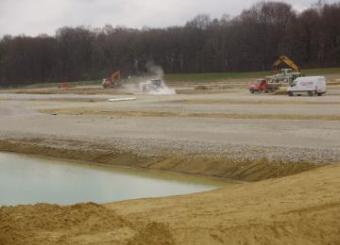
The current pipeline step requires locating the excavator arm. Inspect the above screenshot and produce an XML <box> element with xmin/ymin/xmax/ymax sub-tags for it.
<box><xmin>102</xmin><ymin>70</ymin><xmax>121</xmax><ymax>89</ymax></box>
<box><xmin>111</xmin><ymin>71</ymin><xmax>121</xmax><ymax>81</ymax></box>
<box><xmin>272</xmin><ymin>56</ymin><xmax>300</xmax><ymax>72</ymax></box>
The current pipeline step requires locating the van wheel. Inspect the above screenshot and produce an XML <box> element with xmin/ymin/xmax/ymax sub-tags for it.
<box><xmin>288</xmin><ymin>91</ymin><xmax>293</xmax><ymax>97</ymax></box>
<box><xmin>317</xmin><ymin>93</ymin><xmax>322</xmax><ymax>96</ymax></box>
<box><xmin>308</xmin><ymin>91</ymin><xmax>314</xmax><ymax>96</ymax></box>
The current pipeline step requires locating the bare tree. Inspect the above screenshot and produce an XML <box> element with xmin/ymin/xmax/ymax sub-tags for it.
<box><xmin>0</xmin><ymin>1</ymin><xmax>339</xmax><ymax>86</ymax></box>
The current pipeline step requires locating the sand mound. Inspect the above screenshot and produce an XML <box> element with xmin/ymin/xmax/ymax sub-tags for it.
<box><xmin>127</xmin><ymin>222</ymin><xmax>175</xmax><ymax>245</ymax></box>
<box><xmin>0</xmin><ymin>202</ymin><xmax>174</xmax><ymax>245</ymax></box>
<box><xmin>109</xmin><ymin>165</ymin><xmax>340</xmax><ymax>245</ymax></box>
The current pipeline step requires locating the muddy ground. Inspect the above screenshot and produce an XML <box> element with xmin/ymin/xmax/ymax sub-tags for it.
<box><xmin>1</xmin><ymin>75</ymin><xmax>340</xmax><ymax>244</ymax></box>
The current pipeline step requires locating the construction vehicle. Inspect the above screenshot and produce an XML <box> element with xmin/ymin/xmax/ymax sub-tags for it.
<box><xmin>288</xmin><ymin>76</ymin><xmax>327</xmax><ymax>96</ymax></box>
<box><xmin>249</xmin><ymin>79</ymin><xmax>280</xmax><ymax>94</ymax></box>
<box><xmin>249</xmin><ymin>56</ymin><xmax>302</xmax><ymax>94</ymax></box>
<box><xmin>102</xmin><ymin>71</ymin><xmax>121</xmax><ymax>88</ymax></box>
<box><xmin>268</xmin><ymin>56</ymin><xmax>302</xmax><ymax>85</ymax></box>
<box><xmin>272</xmin><ymin>55</ymin><xmax>300</xmax><ymax>73</ymax></box>
<box><xmin>139</xmin><ymin>79</ymin><xmax>163</xmax><ymax>92</ymax></box>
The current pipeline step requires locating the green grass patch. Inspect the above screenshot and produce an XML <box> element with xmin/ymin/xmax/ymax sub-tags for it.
<box><xmin>24</xmin><ymin>80</ymin><xmax>102</xmax><ymax>88</ymax></box>
<box><xmin>0</xmin><ymin>80</ymin><xmax>102</xmax><ymax>89</ymax></box>
<box><xmin>164</xmin><ymin>71</ymin><xmax>271</xmax><ymax>82</ymax></box>
<box><xmin>2</xmin><ymin>67</ymin><xmax>339</xmax><ymax>89</ymax></box>
<box><xmin>164</xmin><ymin>67</ymin><xmax>340</xmax><ymax>82</ymax></box>
<box><xmin>303</xmin><ymin>67</ymin><xmax>340</xmax><ymax>76</ymax></box>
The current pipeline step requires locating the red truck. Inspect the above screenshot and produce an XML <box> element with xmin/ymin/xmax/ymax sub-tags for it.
<box><xmin>249</xmin><ymin>79</ymin><xmax>280</xmax><ymax>94</ymax></box>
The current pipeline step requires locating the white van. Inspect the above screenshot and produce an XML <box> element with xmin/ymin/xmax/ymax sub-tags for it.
<box><xmin>287</xmin><ymin>76</ymin><xmax>326</xmax><ymax>96</ymax></box>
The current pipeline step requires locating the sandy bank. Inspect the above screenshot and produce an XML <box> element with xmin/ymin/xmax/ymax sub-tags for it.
<box><xmin>0</xmin><ymin>137</ymin><xmax>320</xmax><ymax>181</ymax></box>
<box><xmin>2</xmin><ymin>164</ymin><xmax>340</xmax><ymax>245</ymax></box>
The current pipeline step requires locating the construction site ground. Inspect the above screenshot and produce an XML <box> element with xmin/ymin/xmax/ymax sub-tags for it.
<box><xmin>1</xmin><ymin>73</ymin><xmax>340</xmax><ymax>245</ymax></box>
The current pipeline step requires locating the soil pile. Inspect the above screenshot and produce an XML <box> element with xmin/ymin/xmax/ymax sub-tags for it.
<box><xmin>127</xmin><ymin>222</ymin><xmax>174</xmax><ymax>245</ymax></box>
<box><xmin>3</xmin><ymin>165</ymin><xmax>340</xmax><ymax>244</ymax></box>
<box><xmin>109</xmin><ymin>165</ymin><xmax>340</xmax><ymax>245</ymax></box>
<box><xmin>0</xmin><ymin>202</ymin><xmax>174</xmax><ymax>245</ymax></box>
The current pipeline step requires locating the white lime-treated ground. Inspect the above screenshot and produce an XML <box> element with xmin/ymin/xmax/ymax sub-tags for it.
<box><xmin>1</xmin><ymin>87</ymin><xmax>340</xmax><ymax>164</ymax></box>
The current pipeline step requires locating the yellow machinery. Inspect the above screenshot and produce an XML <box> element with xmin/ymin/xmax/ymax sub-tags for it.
<box><xmin>272</xmin><ymin>55</ymin><xmax>300</xmax><ymax>72</ymax></box>
<box><xmin>269</xmin><ymin>55</ymin><xmax>302</xmax><ymax>84</ymax></box>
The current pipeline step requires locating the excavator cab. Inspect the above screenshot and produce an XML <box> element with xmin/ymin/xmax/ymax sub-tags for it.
<box><xmin>102</xmin><ymin>71</ymin><xmax>121</xmax><ymax>89</ymax></box>
<box><xmin>270</xmin><ymin>56</ymin><xmax>302</xmax><ymax>85</ymax></box>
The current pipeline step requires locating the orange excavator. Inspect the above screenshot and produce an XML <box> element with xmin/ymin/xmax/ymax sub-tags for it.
<box><xmin>102</xmin><ymin>71</ymin><xmax>121</xmax><ymax>88</ymax></box>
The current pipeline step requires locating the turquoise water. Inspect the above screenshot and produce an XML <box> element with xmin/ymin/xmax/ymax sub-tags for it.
<box><xmin>0</xmin><ymin>152</ymin><xmax>221</xmax><ymax>205</ymax></box>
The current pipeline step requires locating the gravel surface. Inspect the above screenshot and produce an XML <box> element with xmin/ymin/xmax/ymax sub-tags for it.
<box><xmin>1</xmin><ymin>90</ymin><xmax>340</xmax><ymax>165</ymax></box>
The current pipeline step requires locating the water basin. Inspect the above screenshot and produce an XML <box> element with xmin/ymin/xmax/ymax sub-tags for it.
<box><xmin>0</xmin><ymin>152</ymin><xmax>224</xmax><ymax>205</ymax></box>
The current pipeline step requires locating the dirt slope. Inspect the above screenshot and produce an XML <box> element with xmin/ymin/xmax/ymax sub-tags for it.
<box><xmin>0</xmin><ymin>203</ymin><xmax>174</xmax><ymax>245</ymax></box>
<box><xmin>1</xmin><ymin>165</ymin><xmax>340</xmax><ymax>245</ymax></box>
<box><xmin>108</xmin><ymin>164</ymin><xmax>340</xmax><ymax>245</ymax></box>
<box><xmin>0</xmin><ymin>138</ymin><xmax>318</xmax><ymax>181</ymax></box>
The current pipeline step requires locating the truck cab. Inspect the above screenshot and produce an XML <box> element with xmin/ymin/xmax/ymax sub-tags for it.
<box><xmin>249</xmin><ymin>79</ymin><xmax>280</xmax><ymax>94</ymax></box>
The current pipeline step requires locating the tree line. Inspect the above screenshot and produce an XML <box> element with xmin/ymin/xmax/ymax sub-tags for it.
<box><xmin>0</xmin><ymin>1</ymin><xmax>340</xmax><ymax>86</ymax></box>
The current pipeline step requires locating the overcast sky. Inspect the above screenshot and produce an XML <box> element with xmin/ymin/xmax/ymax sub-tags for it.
<box><xmin>0</xmin><ymin>0</ymin><xmax>338</xmax><ymax>37</ymax></box>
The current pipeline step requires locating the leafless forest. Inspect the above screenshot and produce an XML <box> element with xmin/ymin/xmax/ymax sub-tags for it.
<box><xmin>0</xmin><ymin>1</ymin><xmax>339</xmax><ymax>86</ymax></box>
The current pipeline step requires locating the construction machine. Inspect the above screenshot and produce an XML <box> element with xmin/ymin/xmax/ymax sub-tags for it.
<box><xmin>268</xmin><ymin>55</ymin><xmax>302</xmax><ymax>85</ymax></box>
<box><xmin>272</xmin><ymin>55</ymin><xmax>300</xmax><ymax>73</ymax></box>
<box><xmin>249</xmin><ymin>79</ymin><xmax>280</xmax><ymax>94</ymax></box>
<box><xmin>140</xmin><ymin>79</ymin><xmax>163</xmax><ymax>92</ymax></box>
<box><xmin>102</xmin><ymin>71</ymin><xmax>121</xmax><ymax>88</ymax></box>
<box><xmin>249</xmin><ymin>56</ymin><xmax>302</xmax><ymax>94</ymax></box>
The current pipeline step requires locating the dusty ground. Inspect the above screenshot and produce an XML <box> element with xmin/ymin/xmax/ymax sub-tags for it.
<box><xmin>1</xmin><ymin>75</ymin><xmax>340</xmax><ymax>244</ymax></box>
